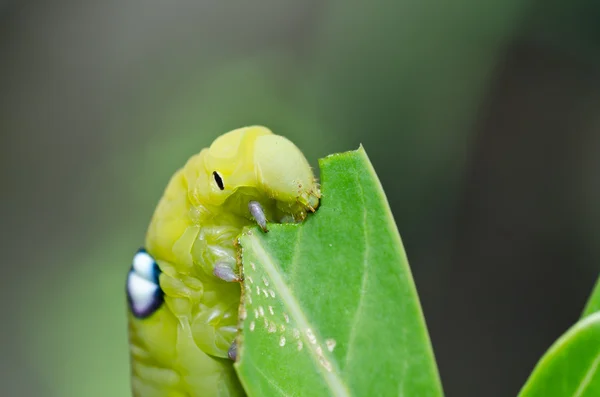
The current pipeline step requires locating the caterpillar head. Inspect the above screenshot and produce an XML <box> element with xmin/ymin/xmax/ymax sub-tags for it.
<box><xmin>186</xmin><ymin>126</ymin><xmax>320</xmax><ymax>223</ymax></box>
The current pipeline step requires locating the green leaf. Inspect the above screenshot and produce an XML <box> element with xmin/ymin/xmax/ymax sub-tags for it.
<box><xmin>518</xmin><ymin>312</ymin><xmax>600</xmax><ymax>397</ymax></box>
<box><xmin>582</xmin><ymin>277</ymin><xmax>600</xmax><ymax>319</ymax></box>
<box><xmin>234</xmin><ymin>146</ymin><xmax>443</xmax><ymax>396</ymax></box>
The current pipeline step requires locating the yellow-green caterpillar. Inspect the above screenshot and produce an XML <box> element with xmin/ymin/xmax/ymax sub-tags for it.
<box><xmin>126</xmin><ymin>126</ymin><xmax>320</xmax><ymax>396</ymax></box>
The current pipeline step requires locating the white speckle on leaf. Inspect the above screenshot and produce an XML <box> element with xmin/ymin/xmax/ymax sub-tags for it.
<box><xmin>326</xmin><ymin>339</ymin><xmax>337</xmax><ymax>352</ymax></box>
<box><xmin>247</xmin><ymin>276</ymin><xmax>254</xmax><ymax>284</ymax></box>
<box><xmin>279</xmin><ymin>336</ymin><xmax>286</xmax><ymax>347</ymax></box>
<box><xmin>250</xmin><ymin>321</ymin><xmax>255</xmax><ymax>331</ymax></box>
<box><xmin>268</xmin><ymin>321</ymin><xmax>277</xmax><ymax>333</ymax></box>
<box><xmin>268</xmin><ymin>306</ymin><xmax>274</xmax><ymax>315</ymax></box>
<box><xmin>250</xmin><ymin>262</ymin><xmax>256</xmax><ymax>271</ymax></box>
<box><xmin>292</xmin><ymin>329</ymin><xmax>300</xmax><ymax>339</ymax></box>
<box><xmin>258</xmin><ymin>306</ymin><xmax>265</xmax><ymax>317</ymax></box>
<box><xmin>269</xmin><ymin>290</ymin><xmax>276</xmax><ymax>298</ymax></box>
<box><xmin>262</xmin><ymin>288</ymin><xmax>269</xmax><ymax>298</ymax></box>
<box><xmin>253</xmin><ymin>309</ymin><xmax>259</xmax><ymax>319</ymax></box>
<box><xmin>306</xmin><ymin>328</ymin><xmax>317</xmax><ymax>345</ymax></box>
<box><xmin>246</xmin><ymin>295</ymin><xmax>252</xmax><ymax>304</ymax></box>
<box><xmin>315</xmin><ymin>344</ymin><xmax>332</xmax><ymax>372</ymax></box>
<box><xmin>279</xmin><ymin>324</ymin><xmax>285</xmax><ymax>332</ymax></box>
<box><xmin>262</xmin><ymin>276</ymin><xmax>269</xmax><ymax>286</ymax></box>
<box><xmin>239</xmin><ymin>308</ymin><xmax>247</xmax><ymax>320</ymax></box>
<box><xmin>283</xmin><ymin>313</ymin><xmax>290</xmax><ymax>323</ymax></box>
<box><xmin>255</xmin><ymin>286</ymin><xmax>260</xmax><ymax>295</ymax></box>
<box><xmin>320</xmin><ymin>357</ymin><xmax>332</xmax><ymax>372</ymax></box>
<box><xmin>297</xmin><ymin>341</ymin><xmax>303</xmax><ymax>351</ymax></box>
<box><xmin>264</xmin><ymin>318</ymin><xmax>269</xmax><ymax>328</ymax></box>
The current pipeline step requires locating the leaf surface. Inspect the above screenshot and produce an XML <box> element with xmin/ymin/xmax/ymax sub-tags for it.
<box><xmin>235</xmin><ymin>147</ymin><xmax>443</xmax><ymax>396</ymax></box>
<box><xmin>518</xmin><ymin>312</ymin><xmax>600</xmax><ymax>397</ymax></box>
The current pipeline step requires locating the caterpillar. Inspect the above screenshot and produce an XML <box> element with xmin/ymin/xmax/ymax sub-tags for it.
<box><xmin>126</xmin><ymin>126</ymin><xmax>320</xmax><ymax>396</ymax></box>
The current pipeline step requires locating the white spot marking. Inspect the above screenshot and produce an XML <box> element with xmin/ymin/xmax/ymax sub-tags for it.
<box><xmin>250</xmin><ymin>262</ymin><xmax>256</xmax><ymax>271</ymax></box>
<box><xmin>127</xmin><ymin>272</ymin><xmax>159</xmax><ymax>314</ymax></box>
<box><xmin>314</xmin><ymin>344</ymin><xmax>333</xmax><ymax>372</ymax></box>
<box><xmin>283</xmin><ymin>313</ymin><xmax>290</xmax><ymax>323</ymax></box>
<box><xmin>297</xmin><ymin>340</ymin><xmax>303</xmax><ymax>351</ymax></box>
<box><xmin>250</xmin><ymin>321</ymin><xmax>255</xmax><ymax>331</ymax></box>
<box><xmin>279</xmin><ymin>336</ymin><xmax>286</xmax><ymax>347</ymax></box>
<box><xmin>269</xmin><ymin>290</ymin><xmax>276</xmax><ymax>298</ymax></box>
<box><xmin>258</xmin><ymin>306</ymin><xmax>265</xmax><ymax>317</ymax></box>
<box><xmin>247</xmin><ymin>276</ymin><xmax>254</xmax><ymax>284</ymax></box>
<box><xmin>255</xmin><ymin>286</ymin><xmax>260</xmax><ymax>295</ymax></box>
<box><xmin>279</xmin><ymin>324</ymin><xmax>286</xmax><ymax>332</ymax></box>
<box><xmin>262</xmin><ymin>288</ymin><xmax>269</xmax><ymax>298</ymax></box>
<box><xmin>262</xmin><ymin>276</ymin><xmax>269</xmax><ymax>286</ymax></box>
<box><xmin>293</xmin><ymin>329</ymin><xmax>300</xmax><ymax>339</ymax></box>
<box><xmin>268</xmin><ymin>322</ymin><xmax>277</xmax><ymax>333</ymax></box>
<box><xmin>320</xmin><ymin>357</ymin><xmax>332</xmax><ymax>372</ymax></box>
<box><xmin>268</xmin><ymin>306</ymin><xmax>274</xmax><ymax>315</ymax></box>
<box><xmin>306</xmin><ymin>328</ymin><xmax>317</xmax><ymax>345</ymax></box>
<box><xmin>254</xmin><ymin>309</ymin><xmax>259</xmax><ymax>319</ymax></box>
<box><xmin>326</xmin><ymin>339</ymin><xmax>337</xmax><ymax>352</ymax></box>
<box><xmin>132</xmin><ymin>251</ymin><xmax>155</xmax><ymax>281</ymax></box>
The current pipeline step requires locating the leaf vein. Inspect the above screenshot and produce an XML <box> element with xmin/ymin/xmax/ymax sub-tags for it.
<box><xmin>573</xmin><ymin>350</ymin><xmax>600</xmax><ymax>397</ymax></box>
<box><xmin>245</xmin><ymin>354</ymin><xmax>290</xmax><ymax>397</ymax></box>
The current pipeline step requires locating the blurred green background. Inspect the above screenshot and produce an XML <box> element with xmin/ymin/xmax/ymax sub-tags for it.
<box><xmin>1</xmin><ymin>1</ymin><xmax>599</xmax><ymax>396</ymax></box>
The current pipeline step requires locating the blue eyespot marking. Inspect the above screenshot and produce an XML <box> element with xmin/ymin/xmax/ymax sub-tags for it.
<box><xmin>126</xmin><ymin>248</ymin><xmax>164</xmax><ymax>318</ymax></box>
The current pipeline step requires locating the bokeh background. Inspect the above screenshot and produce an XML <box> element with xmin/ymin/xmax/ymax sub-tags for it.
<box><xmin>1</xmin><ymin>1</ymin><xmax>599</xmax><ymax>396</ymax></box>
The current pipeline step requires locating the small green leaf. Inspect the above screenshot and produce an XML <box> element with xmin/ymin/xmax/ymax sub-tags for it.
<box><xmin>582</xmin><ymin>277</ymin><xmax>600</xmax><ymax>319</ymax></box>
<box><xmin>235</xmin><ymin>147</ymin><xmax>443</xmax><ymax>396</ymax></box>
<box><xmin>518</xmin><ymin>312</ymin><xmax>600</xmax><ymax>397</ymax></box>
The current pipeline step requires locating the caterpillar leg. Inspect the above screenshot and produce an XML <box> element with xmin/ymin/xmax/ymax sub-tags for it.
<box><xmin>248</xmin><ymin>201</ymin><xmax>268</xmax><ymax>232</ymax></box>
<box><xmin>227</xmin><ymin>341</ymin><xmax>238</xmax><ymax>361</ymax></box>
<box><xmin>213</xmin><ymin>262</ymin><xmax>240</xmax><ymax>282</ymax></box>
